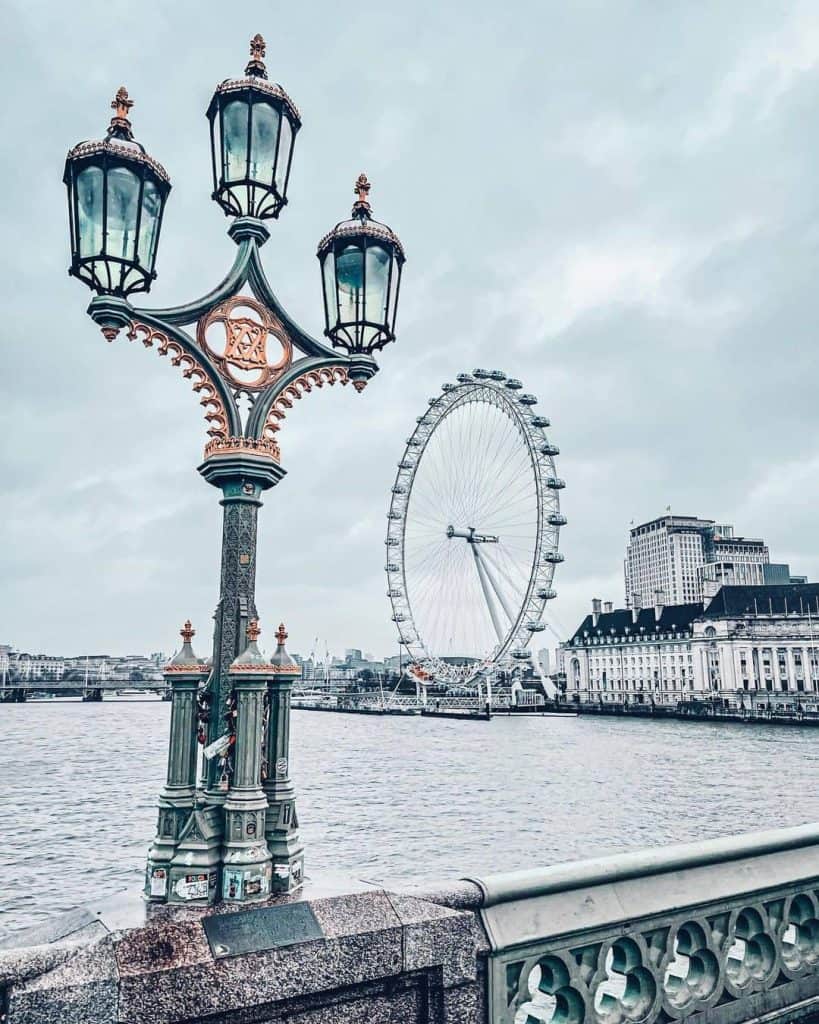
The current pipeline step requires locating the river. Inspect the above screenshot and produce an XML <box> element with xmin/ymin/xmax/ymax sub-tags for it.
<box><xmin>1</xmin><ymin>700</ymin><xmax>817</xmax><ymax>937</ymax></box>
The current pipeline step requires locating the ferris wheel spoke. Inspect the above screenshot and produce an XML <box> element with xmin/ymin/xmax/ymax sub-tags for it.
<box><xmin>408</xmin><ymin>544</ymin><xmax>460</xmax><ymax>599</ymax></box>
<box><xmin>466</xmin><ymin>404</ymin><xmax>497</xmax><ymax>516</ymax></box>
<box><xmin>463</xmin><ymin>399</ymin><xmax>500</xmax><ymax>520</ymax></box>
<box><xmin>495</xmin><ymin>546</ymin><xmax>533</xmax><ymax>587</ymax></box>
<box><xmin>482</xmin><ymin>473</ymin><xmax>535</xmax><ymax>510</ymax></box>
<box><xmin>464</xmin><ymin>428</ymin><xmax>510</xmax><ymax>521</ymax></box>
<box><xmin>474</xmin><ymin>487</ymin><xmax>533</xmax><ymax>537</ymax></box>
<box><xmin>471</xmin><ymin>411</ymin><xmax>528</xmax><ymax>511</ymax></box>
<box><xmin>482</xmin><ymin>545</ymin><xmax>530</xmax><ymax>609</ymax></box>
<box><xmin>475</xmin><ymin>456</ymin><xmax>535</xmax><ymax>521</ymax></box>
<box><xmin>475</xmin><ymin>436</ymin><xmax>524</xmax><ymax>515</ymax></box>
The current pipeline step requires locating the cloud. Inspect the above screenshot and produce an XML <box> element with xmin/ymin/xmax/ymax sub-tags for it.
<box><xmin>492</xmin><ymin>218</ymin><xmax>759</xmax><ymax>347</ymax></box>
<box><xmin>685</xmin><ymin>6</ymin><xmax>819</xmax><ymax>150</ymax></box>
<box><xmin>3</xmin><ymin>0</ymin><xmax>819</xmax><ymax>662</ymax></box>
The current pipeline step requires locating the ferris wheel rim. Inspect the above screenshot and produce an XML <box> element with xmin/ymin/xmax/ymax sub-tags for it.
<box><xmin>386</xmin><ymin>371</ymin><xmax>564</xmax><ymax>683</ymax></box>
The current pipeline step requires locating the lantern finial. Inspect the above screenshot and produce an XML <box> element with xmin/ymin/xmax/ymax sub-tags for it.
<box><xmin>109</xmin><ymin>86</ymin><xmax>134</xmax><ymax>140</ymax></box>
<box><xmin>352</xmin><ymin>173</ymin><xmax>372</xmax><ymax>219</ymax></box>
<box><xmin>247</xmin><ymin>618</ymin><xmax>262</xmax><ymax>643</ymax></box>
<box><xmin>180</xmin><ymin>620</ymin><xmax>195</xmax><ymax>643</ymax></box>
<box><xmin>275</xmin><ymin>622</ymin><xmax>288</xmax><ymax>645</ymax></box>
<box><xmin>245</xmin><ymin>33</ymin><xmax>268</xmax><ymax>79</ymax></box>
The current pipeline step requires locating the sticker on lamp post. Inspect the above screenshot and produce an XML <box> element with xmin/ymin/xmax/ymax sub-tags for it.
<box><xmin>224</xmin><ymin>869</ymin><xmax>243</xmax><ymax>899</ymax></box>
<box><xmin>174</xmin><ymin>872</ymin><xmax>212</xmax><ymax>900</ymax></box>
<box><xmin>150</xmin><ymin>867</ymin><xmax>168</xmax><ymax>897</ymax></box>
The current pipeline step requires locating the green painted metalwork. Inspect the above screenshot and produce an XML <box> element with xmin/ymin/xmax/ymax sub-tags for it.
<box><xmin>65</xmin><ymin>39</ymin><xmax>405</xmax><ymax>906</ymax></box>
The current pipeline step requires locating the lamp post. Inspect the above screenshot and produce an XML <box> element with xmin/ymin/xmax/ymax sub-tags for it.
<box><xmin>63</xmin><ymin>35</ymin><xmax>405</xmax><ymax>905</ymax></box>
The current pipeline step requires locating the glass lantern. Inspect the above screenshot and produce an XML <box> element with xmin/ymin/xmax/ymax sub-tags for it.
<box><xmin>317</xmin><ymin>174</ymin><xmax>406</xmax><ymax>354</ymax></box>
<box><xmin>207</xmin><ymin>34</ymin><xmax>301</xmax><ymax>220</ymax></box>
<box><xmin>63</xmin><ymin>88</ymin><xmax>171</xmax><ymax>297</ymax></box>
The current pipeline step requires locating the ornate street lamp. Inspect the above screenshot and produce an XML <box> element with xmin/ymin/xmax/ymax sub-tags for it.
<box><xmin>207</xmin><ymin>33</ymin><xmax>300</xmax><ymax>220</ymax></box>
<box><xmin>317</xmin><ymin>173</ymin><xmax>405</xmax><ymax>353</ymax></box>
<box><xmin>63</xmin><ymin>87</ymin><xmax>171</xmax><ymax>296</ymax></box>
<box><xmin>63</xmin><ymin>35</ymin><xmax>405</xmax><ymax>906</ymax></box>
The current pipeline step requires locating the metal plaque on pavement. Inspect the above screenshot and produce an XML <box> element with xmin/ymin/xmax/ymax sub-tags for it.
<box><xmin>203</xmin><ymin>901</ymin><xmax>323</xmax><ymax>958</ymax></box>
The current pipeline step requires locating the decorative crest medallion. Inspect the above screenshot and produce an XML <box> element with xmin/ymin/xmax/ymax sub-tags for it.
<box><xmin>197</xmin><ymin>295</ymin><xmax>292</xmax><ymax>391</ymax></box>
<box><xmin>226</xmin><ymin>317</ymin><xmax>266</xmax><ymax>370</ymax></box>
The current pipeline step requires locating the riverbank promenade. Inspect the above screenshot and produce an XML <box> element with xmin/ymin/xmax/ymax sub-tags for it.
<box><xmin>3</xmin><ymin>823</ymin><xmax>819</xmax><ymax>1023</ymax></box>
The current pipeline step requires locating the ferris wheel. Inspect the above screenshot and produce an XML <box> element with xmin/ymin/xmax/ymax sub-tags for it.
<box><xmin>385</xmin><ymin>370</ymin><xmax>565</xmax><ymax>683</ymax></box>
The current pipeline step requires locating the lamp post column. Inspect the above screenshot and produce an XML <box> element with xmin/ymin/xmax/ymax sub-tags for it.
<box><xmin>222</xmin><ymin>620</ymin><xmax>274</xmax><ymax>902</ymax></box>
<box><xmin>198</xmin><ymin>452</ymin><xmax>285</xmax><ymax>798</ymax></box>
<box><xmin>145</xmin><ymin>622</ymin><xmax>206</xmax><ymax>902</ymax></box>
<box><xmin>263</xmin><ymin>623</ymin><xmax>304</xmax><ymax>892</ymax></box>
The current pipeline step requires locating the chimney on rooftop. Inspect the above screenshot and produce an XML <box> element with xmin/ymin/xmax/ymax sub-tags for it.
<box><xmin>592</xmin><ymin>598</ymin><xmax>602</xmax><ymax>628</ymax></box>
<box><xmin>632</xmin><ymin>593</ymin><xmax>641</xmax><ymax>624</ymax></box>
<box><xmin>603</xmin><ymin>601</ymin><xmax>613</xmax><ymax>614</ymax></box>
<box><xmin>654</xmin><ymin>588</ymin><xmax>665</xmax><ymax>623</ymax></box>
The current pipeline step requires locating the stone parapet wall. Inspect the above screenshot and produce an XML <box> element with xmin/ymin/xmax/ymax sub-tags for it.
<box><xmin>0</xmin><ymin>878</ymin><xmax>487</xmax><ymax>1024</ymax></box>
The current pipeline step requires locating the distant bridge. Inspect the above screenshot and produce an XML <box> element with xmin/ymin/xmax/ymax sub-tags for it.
<box><xmin>0</xmin><ymin>677</ymin><xmax>168</xmax><ymax>701</ymax></box>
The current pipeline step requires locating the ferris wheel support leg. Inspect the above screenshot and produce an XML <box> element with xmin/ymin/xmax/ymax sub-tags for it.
<box><xmin>475</xmin><ymin>546</ymin><xmax>517</xmax><ymax>625</ymax></box>
<box><xmin>471</xmin><ymin>544</ymin><xmax>506</xmax><ymax>645</ymax></box>
<box><xmin>530</xmin><ymin>651</ymin><xmax>555</xmax><ymax>699</ymax></box>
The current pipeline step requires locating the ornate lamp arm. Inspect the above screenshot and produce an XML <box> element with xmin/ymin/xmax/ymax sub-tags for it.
<box><xmin>87</xmin><ymin>219</ymin><xmax>377</xmax><ymax>459</ymax></box>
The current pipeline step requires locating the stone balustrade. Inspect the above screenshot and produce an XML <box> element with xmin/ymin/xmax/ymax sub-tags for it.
<box><xmin>3</xmin><ymin>824</ymin><xmax>819</xmax><ymax>1023</ymax></box>
<box><xmin>468</xmin><ymin>822</ymin><xmax>819</xmax><ymax>1024</ymax></box>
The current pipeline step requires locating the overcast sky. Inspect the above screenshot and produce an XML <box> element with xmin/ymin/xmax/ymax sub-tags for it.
<box><xmin>3</xmin><ymin>1</ymin><xmax>819</xmax><ymax>660</ymax></box>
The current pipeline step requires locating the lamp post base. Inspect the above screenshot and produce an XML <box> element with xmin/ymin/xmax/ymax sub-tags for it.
<box><xmin>264</xmin><ymin>779</ymin><xmax>304</xmax><ymax>894</ymax></box>
<box><xmin>145</xmin><ymin>789</ymin><xmax>195</xmax><ymax>902</ymax></box>
<box><xmin>269</xmin><ymin>835</ymin><xmax>305</xmax><ymax>894</ymax></box>
<box><xmin>166</xmin><ymin>804</ymin><xmax>223</xmax><ymax>905</ymax></box>
<box><xmin>221</xmin><ymin>793</ymin><xmax>273</xmax><ymax>902</ymax></box>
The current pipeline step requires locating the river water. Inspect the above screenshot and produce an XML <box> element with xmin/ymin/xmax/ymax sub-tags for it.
<box><xmin>1</xmin><ymin>700</ymin><xmax>818</xmax><ymax>937</ymax></box>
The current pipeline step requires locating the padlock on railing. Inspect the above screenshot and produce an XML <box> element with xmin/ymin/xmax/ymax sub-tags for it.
<box><xmin>203</xmin><ymin>732</ymin><xmax>233</xmax><ymax>761</ymax></box>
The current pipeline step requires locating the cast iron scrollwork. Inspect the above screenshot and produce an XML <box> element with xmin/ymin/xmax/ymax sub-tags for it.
<box><xmin>89</xmin><ymin>221</ymin><xmax>377</xmax><ymax>461</ymax></box>
<box><xmin>125</xmin><ymin>321</ymin><xmax>232</xmax><ymax>440</ymax></box>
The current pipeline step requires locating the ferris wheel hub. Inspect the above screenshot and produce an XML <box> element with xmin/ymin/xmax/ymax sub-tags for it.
<box><xmin>446</xmin><ymin>525</ymin><xmax>499</xmax><ymax>544</ymax></box>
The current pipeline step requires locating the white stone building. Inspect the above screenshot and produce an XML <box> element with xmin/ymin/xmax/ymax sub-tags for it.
<box><xmin>0</xmin><ymin>644</ymin><xmax>10</xmax><ymax>688</ymax></box>
<box><xmin>9</xmin><ymin>652</ymin><xmax>65</xmax><ymax>680</ymax></box>
<box><xmin>697</xmin><ymin>560</ymin><xmax>766</xmax><ymax>599</ymax></box>
<box><xmin>561</xmin><ymin>584</ymin><xmax>819</xmax><ymax>710</ymax></box>
<box><xmin>624</xmin><ymin>515</ymin><xmax>769</xmax><ymax>606</ymax></box>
